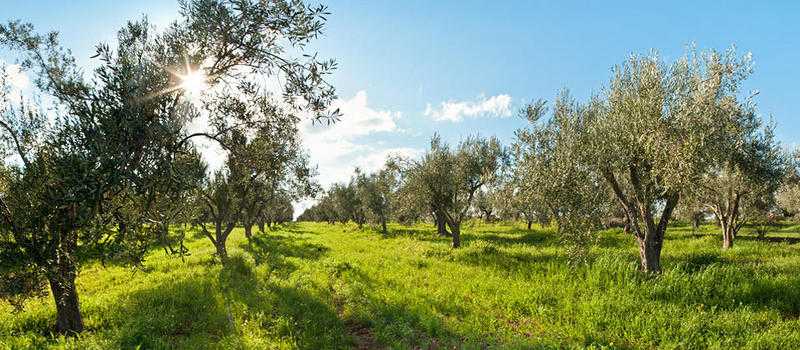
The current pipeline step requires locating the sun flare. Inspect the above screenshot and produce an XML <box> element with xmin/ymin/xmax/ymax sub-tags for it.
<box><xmin>179</xmin><ymin>69</ymin><xmax>208</xmax><ymax>99</ymax></box>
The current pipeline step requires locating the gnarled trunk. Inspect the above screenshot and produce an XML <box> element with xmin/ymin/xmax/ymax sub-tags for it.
<box><xmin>636</xmin><ymin>235</ymin><xmax>663</xmax><ymax>273</ymax></box>
<box><xmin>46</xmin><ymin>234</ymin><xmax>83</xmax><ymax>335</ymax></box>
<box><xmin>603</xmin><ymin>167</ymin><xmax>679</xmax><ymax>274</ymax></box>
<box><xmin>48</xmin><ymin>272</ymin><xmax>83</xmax><ymax>334</ymax></box>
<box><xmin>449</xmin><ymin>221</ymin><xmax>461</xmax><ymax>248</ymax></box>
<box><xmin>215</xmin><ymin>241</ymin><xmax>229</xmax><ymax>261</ymax></box>
<box><xmin>721</xmin><ymin>220</ymin><xmax>736</xmax><ymax>249</ymax></box>
<box><xmin>434</xmin><ymin>211</ymin><xmax>450</xmax><ymax>237</ymax></box>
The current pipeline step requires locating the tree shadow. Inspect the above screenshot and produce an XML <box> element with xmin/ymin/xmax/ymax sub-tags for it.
<box><xmin>652</xmin><ymin>273</ymin><xmax>800</xmax><ymax>319</ymax></box>
<box><xmin>218</xmin><ymin>256</ymin><xmax>351</xmax><ymax>348</ymax></box>
<box><xmin>652</xmin><ymin>251</ymin><xmax>800</xmax><ymax>318</ymax></box>
<box><xmin>324</xmin><ymin>260</ymin><xmax>467</xmax><ymax>348</ymax></box>
<box><xmin>110</xmin><ymin>256</ymin><xmax>351</xmax><ymax>349</ymax></box>
<box><xmin>737</xmin><ymin>236</ymin><xmax>800</xmax><ymax>245</ymax></box>
<box><xmin>455</xmin><ymin>246</ymin><xmax>566</xmax><ymax>272</ymax></box>
<box><xmin>464</xmin><ymin>230</ymin><xmax>554</xmax><ymax>247</ymax></box>
<box><xmin>111</xmin><ymin>277</ymin><xmax>229</xmax><ymax>349</ymax></box>
<box><xmin>670</xmin><ymin>251</ymin><xmax>724</xmax><ymax>273</ymax></box>
<box><xmin>240</xmin><ymin>234</ymin><xmax>328</xmax><ymax>277</ymax></box>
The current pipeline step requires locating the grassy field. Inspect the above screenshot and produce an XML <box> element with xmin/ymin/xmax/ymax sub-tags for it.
<box><xmin>2</xmin><ymin>221</ymin><xmax>800</xmax><ymax>349</ymax></box>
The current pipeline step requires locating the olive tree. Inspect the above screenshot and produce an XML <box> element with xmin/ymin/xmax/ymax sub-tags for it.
<box><xmin>776</xmin><ymin>150</ymin><xmax>800</xmax><ymax>221</ymax></box>
<box><xmin>256</xmin><ymin>192</ymin><xmax>296</xmax><ymax>231</ymax></box>
<box><xmin>0</xmin><ymin>0</ymin><xmax>337</xmax><ymax>334</ymax></box>
<box><xmin>514</xmin><ymin>95</ymin><xmax>610</xmax><ymax>261</ymax></box>
<box><xmin>297</xmin><ymin>195</ymin><xmax>338</xmax><ymax>223</ymax></box>
<box><xmin>584</xmin><ymin>49</ymin><xmax>755</xmax><ymax>272</ymax></box>
<box><xmin>355</xmin><ymin>163</ymin><xmax>398</xmax><ymax>235</ymax></box>
<box><xmin>329</xmin><ymin>179</ymin><xmax>366</xmax><ymax>226</ymax></box>
<box><xmin>401</xmin><ymin>134</ymin><xmax>507</xmax><ymax>248</ymax></box>
<box><xmin>690</xmin><ymin>121</ymin><xmax>784</xmax><ymax>249</ymax></box>
<box><xmin>198</xmin><ymin>105</ymin><xmax>314</xmax><ymax>259</ymax></box>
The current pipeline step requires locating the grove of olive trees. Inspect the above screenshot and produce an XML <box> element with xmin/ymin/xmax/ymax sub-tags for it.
<box><xmin>3</xmin><ymin>2</ymin><xmax>800</xmax><ymax>347</ymax></box>
<box><xmin>0</xmin><ymin>0</ymin><xmax>336</xmax><ymax>334</ymax></box>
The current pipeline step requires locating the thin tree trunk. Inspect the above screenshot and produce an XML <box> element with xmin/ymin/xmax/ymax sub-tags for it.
<box><xmin>244</xmin><ymin>223</ymin><xmax>253</xmax><ymax>241</ymax></box>
<box><xmin>258</xmin><ymin>221</ymin><xmax>265</xmax><ymax>233</ymax></box>
<box><xmin>527</xmin><ymin>220</ymin><xmax>532</xmax><ymax>230</ymax></box>
<box><xmin>381</xmin><ymin>219</ymin><xmax>388</xmax><ymax>236</ymax></box>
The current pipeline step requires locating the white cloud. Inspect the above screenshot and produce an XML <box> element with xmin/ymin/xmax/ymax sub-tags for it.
<box><xmin>299</xmin><ymin>90</ymin><xmax>402</xmax><ymax>185</ymax></box>
<box><xmin>424</xmin><ymin>94</ymin><xmax>512</xmax><ymax>122</ymax></box>
<box><xmin>296</xmin><ymin>90</ymin><xmax>421</xmax><ymax>218</ymax></box>
<box><xmin>301</xmin><ymin>90</ymin><xmax>408</xmax><ymax>187</ymax></box>
<box><xmin>303</xmin><ymin>90</ymin><xmax>399</xmax><ymax>140</ymax></box>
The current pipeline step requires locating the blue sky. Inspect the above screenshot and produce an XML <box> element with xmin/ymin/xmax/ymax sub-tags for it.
<box><xmin>3</xmin><ymin>1</ymin><xmax>799</xmax><ymax>190</ymax></box>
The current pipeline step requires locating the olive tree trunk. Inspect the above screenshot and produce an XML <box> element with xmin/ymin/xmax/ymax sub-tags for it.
<box><xmin>635</xmin><ymin>235</ymin><xmax>663</xmax><ymax>273</ymax></box>
<box><xmin>603</xmin><ymin>169</ymin><xmax>679</xmax><ymax>273</ymax></box>
<box><xmin>434</xmin><ymin>211</ymin><xmax>450</xmax><ymax>237</ymax></box>
<box><xmin>48</xmin><ymin>271</ymin><xmax>83</xmax><ymax>334</ymax></box>
<box><xmin>215</xmin><ymin>241</ymin><xmax>229</xmax><ymax>260</ymax></box>
<box><xmin>201</xmin><ymin>222</ymin><xmax>234</xmax><ymax>262</ymax></box>
<box><xmin>379</xmin><ymin>213</ymin><xmax>388</xmax><ymax>236</ymax></box>
<box><xmin>243</xmin><ymin>222</ymin><xmax>253</xmax><ymax>241</ymax></box>
<box><xmin>46</xmin><ymin>229</ymin><xmax>83</xmax><ymax>334</ymax></box>
<box><xmin>448</xmin><ymin>221</ymin><xmax>461</xmax><ymax>248</ymax></box>
<box><xmin>713</xmin><ymin>192</ymin><xmax>742</xmax><ymax>250</ymax></box>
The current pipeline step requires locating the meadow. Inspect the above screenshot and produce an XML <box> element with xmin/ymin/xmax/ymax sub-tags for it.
<box><xmin>2</xmin><ymin>221</ymin><xmax>800</xmax><ymax>349</ymax></box>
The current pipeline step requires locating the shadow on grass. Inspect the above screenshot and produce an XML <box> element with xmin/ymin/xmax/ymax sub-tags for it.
<box><xmin>737</xmin><ymin>236</ymin><xmax>800</xmax><ymax>244</ymax></box>
<box><xmin>653</xmin><ymin>251</ymin><xmax>800</xmax><ymax>318</ymax></box>
<box><xmin>112</xmin><ymin>256</ymin><xmax>350</xmax><ymax>349</ymax></box>
<box><xmin>240</xmin><ymin>234</ymin><xmax>328</xmax><ymax>277</ymax></box>
<box><xmin>671</xmin><ymin>251</ymin><xmax>724</xmax><ymax>273</ymax></box>
<box><xmin>654</xmin><ymin>275</ymin><xmax>800</xmax><ymax>319</ymax></box>
<box><xmin>456</xmin><ymin>248</ymin><xmax>566</xmax><ymax>270</ymax></box>
<box><xmin>325</xmin><ymin>261</ymin><xmax>466</xmax><ymax>348</ymax></box>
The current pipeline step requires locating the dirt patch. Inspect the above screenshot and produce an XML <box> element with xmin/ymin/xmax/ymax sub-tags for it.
<box><xmin>345</xmin><ymin>319</ymin><xmax>381</xmax><ymax>349</ymax></box>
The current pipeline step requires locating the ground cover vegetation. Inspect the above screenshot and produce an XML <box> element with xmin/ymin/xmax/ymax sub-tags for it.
<box><xmin>2</xmin><ymin>0</ymin><xmax>800</xmax><ymax>348</ymax></box>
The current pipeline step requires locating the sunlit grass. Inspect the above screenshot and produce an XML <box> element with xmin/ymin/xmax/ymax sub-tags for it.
<box><xmin>1</xmin><ymin>221</ymin><xmax>799</xmax><ymax>349</ymax></box>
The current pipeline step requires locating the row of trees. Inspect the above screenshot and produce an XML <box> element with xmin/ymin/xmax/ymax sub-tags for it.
<box><xmin>302</xmin><ymin>48</ymin><xmax>799</xmax><ymax>275</ymax></box>
<box><xmin>0</xmin><ymin>0</ymin><xmax>336</xmax><ymax>334</ymax></box>
<box><xmin>300</xmin><ymin>135</ymin><xmax>508</xmax><ymax>248</ymax></box>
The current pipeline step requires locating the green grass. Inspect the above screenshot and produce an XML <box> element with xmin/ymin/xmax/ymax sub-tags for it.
<box><xmin>2</xmin><ymin>221</ymin><xmax>800</xmax><ymax>349</ymax></box>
